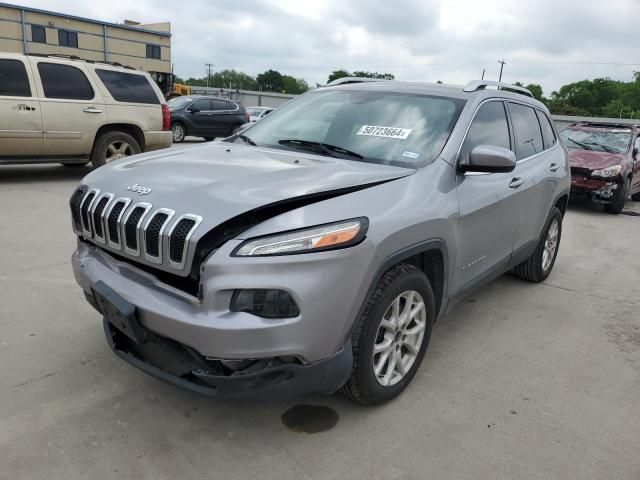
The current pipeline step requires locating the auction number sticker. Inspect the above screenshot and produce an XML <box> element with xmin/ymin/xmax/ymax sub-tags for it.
<box><xmin>357</xmin><ymin>125</ymin><xmax>412</xmax><ymax>139</ymax></box>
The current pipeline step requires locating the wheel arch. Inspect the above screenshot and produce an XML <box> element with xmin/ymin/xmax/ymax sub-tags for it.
<box><xmin>554</xmin><ymin>191</ymin><xmax>569</xmax><ymax>217</ymax></box>
<box><xmin>93</xmin><ymin>124</ymin><xmax>145</xmax><ymax>152</ymax></box>
<box><xmin>355</xmin><ymin>240</ymin><xmax>449</xmax><ymax>332</ymax></box>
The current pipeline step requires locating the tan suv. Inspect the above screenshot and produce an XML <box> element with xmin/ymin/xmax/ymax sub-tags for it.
<box><xmin>0</xmin><ymin>53</ymin><xmax>172</xmax><ymax>168</ymax></box>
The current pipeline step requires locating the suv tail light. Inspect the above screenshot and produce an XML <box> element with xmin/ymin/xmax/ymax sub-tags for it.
<box><xmin>162</xmin><ymin>104</ymin><xmax>170</xmax><ymax>131</ymax></box>
<box><xmin>244</xmin><ymin>111</ymin><xmax>250</xmax><ymax>123</ymax></box>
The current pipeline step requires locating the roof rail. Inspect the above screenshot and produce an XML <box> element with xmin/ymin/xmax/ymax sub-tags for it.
<box><xmin>326</xmin><ymin>77</ymin><xmax>388</xmax><ymax>87</ymax></box>
<box><xmin>463</xmin><ymin>80</ymin><xmax>534</xmax><ymax>98</ymax></box>
<box><xmin>25</xmin><ymin>53</ymin><xmax>136</xmax><ymax>70</ymax></box>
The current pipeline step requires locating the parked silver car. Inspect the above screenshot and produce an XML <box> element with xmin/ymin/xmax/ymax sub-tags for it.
<box><xmin>70</xmin><ymin>79</ymin><xmax>570</xmax><ymax>404</ymax></box>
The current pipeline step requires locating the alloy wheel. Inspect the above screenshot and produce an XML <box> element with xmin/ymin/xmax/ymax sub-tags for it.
<box><xmin>542</xmin><ymin>218</ymin><xmax>559</xmax><ymax>272</ymax></box>
<box><xmin>104</xmin><ymin>141</ymin><xmax>134</xmax><ymax>163</ymax></box>
<box><xmin>172</xmin><ymin>124</ymin><xmax>185</xmax><ymax>142</ymax></box>
<box><xmin>373</xmin><ymin>290</ymin><xmax>427</xmax><ymax>387</ymax></box>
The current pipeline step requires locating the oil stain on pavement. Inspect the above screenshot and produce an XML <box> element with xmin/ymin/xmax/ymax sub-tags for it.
<box><xmin>281</xmin><ymin>405</ymin><xmax>339</xmax><ymax>433</ymax></box>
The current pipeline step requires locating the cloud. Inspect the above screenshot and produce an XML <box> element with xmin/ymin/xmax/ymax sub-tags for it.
<box><xmin>18</xmin><ymin>0</ymin><xmax>640</xmax><ymax>94</ymax></box>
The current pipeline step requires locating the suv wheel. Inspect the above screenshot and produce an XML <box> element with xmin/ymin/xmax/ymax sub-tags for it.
<box><xmin>341</xmin><ymin>264</ymin><xmax>434</xmax><ymax>405</ymax></box>
<box><xmin>172</xmin><ymin>122</ymin><xmax>186</xmax><ymax>143</ymax></box>
<box><xmin>513</xmin><ymin>207</ymin><xmax>562</xmax><ymax>283</ymax></box>
<box><xmin>604</xmin><ymin>177</ymin><xmax>631</xmax><ymax>214</ymax></box>
<box><xmin>91</xmin><ymin>131</ymin><xmax>141</xmax><ymax>168</ymax></box>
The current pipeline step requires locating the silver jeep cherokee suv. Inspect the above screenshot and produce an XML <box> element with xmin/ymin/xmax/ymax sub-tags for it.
<box><xmin>70</xmin><ymin>79</ymin><xmax>570</xmax><ymax>404</ymax></box>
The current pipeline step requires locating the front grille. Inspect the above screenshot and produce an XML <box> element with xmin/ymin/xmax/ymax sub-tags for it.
<box><xmin>108</xmin><ymin>201</ymin><xmax>127</xmax><ymax>244</ymax></box>
<box><xmin>125</xmin><ymin>207</ymin><xmax>146</xmax><ymax>250</ymax></box>
<box><xmin>71</xmin><ymin>188</ymin><xmax>202</xmax><ymax>276</ymax></box>
<box><xmin>92</xmin><ymin>197</ymin><xmax>110</xmax><ymax>238</ymax></box>
<box><xmin>145</xmin><ymin>212</ymin><xmax>169</xmax><ymax>257</ymax></box>
<box><xmin>80</xmin><ymin>192</ymin><xmax>96</xmax><ymax>232</ymax></box>
<box><xmin>70</xmin><ymin>187</ymin><xmax>86</xmax><ymax>230</ymax></box>
<box><xmin>170</xmin><ymin>218</ymin><xmax>196</xmax><ymax>263</ymax></box>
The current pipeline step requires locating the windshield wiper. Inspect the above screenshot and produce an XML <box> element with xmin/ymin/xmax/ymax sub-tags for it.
<box><xmin>278</xmin><ymin>139</ymin><xmax>364</xmax><ymax>161</ymax></box>
<box><xmin>237</xmin><ymin>134</ymin><xmax>257</xmax><ymax>146</ymax></box>
<box><xmin>566</xmin><ymin>137</ymin><xmax>593</xmax><ymax>150</ymax></box>
<box><xmin>583</xmin><ymin>141</ymin><xmax>615</xmax><ymax>153</ymax></box>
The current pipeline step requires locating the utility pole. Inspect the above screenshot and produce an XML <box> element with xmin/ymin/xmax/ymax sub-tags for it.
<box><xmin>481</xmin><ymin>68</ymin><xmax>485</xmax><ymax>80</ymax></box>
<box><xmin>498</xmin><ymin>59</ymin><xmax>506</xmax><ymax>82</ymax></box>
<box><xmin>205</xmin><ymin>63</ymin><xmax>214</xmax><ymax>88</ymax></box>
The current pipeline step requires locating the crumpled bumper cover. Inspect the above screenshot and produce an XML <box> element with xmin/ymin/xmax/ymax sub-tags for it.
<box><xmin>101</xmin><ymin>314</ymin><xmax>353</xmax><ymax>399</ymax></box>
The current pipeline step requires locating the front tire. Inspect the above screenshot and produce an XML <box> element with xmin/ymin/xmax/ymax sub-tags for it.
<box><xmin>605</xmin><ymin>177</ymin><xmax>630</xmax><ymax>214</ymax></box>
<box><xmin>341</xmin><ymin>264</ymin><xmax>435</xmax><ymax>405</ymax></box>
<box><xmin>91</xmin><ymin>131</ymin><xmax>141</xmax><ymax>169</ymax></box>
<box><xmin>513</xmin><ymin>207</ymin><xmax>562</xmax><ymax>283</ymax></box>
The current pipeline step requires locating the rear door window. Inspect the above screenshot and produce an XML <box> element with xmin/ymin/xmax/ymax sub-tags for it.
<box><xmin>508</xmin><ymin>102</ymin><xmax>544</xmax><ymax>160</ymax></box>
<box><xmin>535</xmin><ymin>110</ymin><xmax>556</xmax><ymax>149</ymax></box>
<box><xmin>37</xmin><ymin>63</ymin><xmax>94</xmax><ymax>100</ymax></box>
<box><xmin>191</xmin><ymin>99</ymin><xmax>211</xmax><ymax>111</ymax></box>
<box><xmin>0</xmin><ymin>59</ymin><xmax>31</xmax><ymax>97</ymax></box>
<box><xmin>95</xmin><ymin>69</ymin><xmax>159</xmax><ymax>104</ymax></box>
<box><xmin>211</xmin><ymin>99</ymin><xmax>228</xmax><ymax>111</ymax></box>
<box><xmin>459</xmin><ymin>101</ymin><xmax>511</xmax><ymax>164</ymax></box>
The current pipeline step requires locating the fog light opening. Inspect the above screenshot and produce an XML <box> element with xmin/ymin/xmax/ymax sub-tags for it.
<box><xmin>230</xmin><ymin>289</ymin><xmax>300</xmax><ymax>319</ymax></box>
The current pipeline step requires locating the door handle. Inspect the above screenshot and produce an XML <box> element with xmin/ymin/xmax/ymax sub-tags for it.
<box><xmin>83</xmin><ymin>107</ymin><xmax>103</xmax><ymax>113</ymax></box>
<box><xmin>549</xmin><ymin>162</ymin><xmax>560</xmax><ymax>172</ymax></box>
<box><xmin>509</xmin><ymin>177</ymin><xmax>525</xmax><ymax>189</ymax></box>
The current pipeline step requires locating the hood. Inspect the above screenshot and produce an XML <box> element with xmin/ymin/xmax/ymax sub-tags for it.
<box><xmin>567</xmin><ymin>149</ymin><xmax>626</xmax><ymax>170</ymax></box>
<box><xmin>82</xmin><ymin>142</ymin><xmax>414</xmax><ymax>234</ymax></box>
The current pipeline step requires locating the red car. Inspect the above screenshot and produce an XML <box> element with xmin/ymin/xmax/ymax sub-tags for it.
<box><xmin>560</xmin><ymin>122</ymin><xmax>640</xmax><ymax>213</ymax></box>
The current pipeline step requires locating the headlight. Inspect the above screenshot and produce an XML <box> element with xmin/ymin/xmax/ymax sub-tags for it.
<box><xmin>591</xmin><ymin>165</ymin><xmax>622</xmax><ymax>178</ymax></box>
<box><xmin>233</xmin><ymin>218</ymin><xmax>368</xmax><ymax>256</ymax></box>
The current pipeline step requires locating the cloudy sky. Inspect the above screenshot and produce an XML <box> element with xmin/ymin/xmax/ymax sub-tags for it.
<box><xmin>19</xmin><ymin>0</ymin><xmax>640</xmax><ymax>95</ymax></box>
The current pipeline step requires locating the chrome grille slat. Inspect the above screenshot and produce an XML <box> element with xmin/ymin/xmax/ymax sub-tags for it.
<box><xmin>142</xmin><ymin>208</ymin><xmax>175</xmax><ymax>264</ymax></box>
<box><xmin>73</xmin><ymin>189</ymin><xmax>201</xmax><ymax>273</ymax></box>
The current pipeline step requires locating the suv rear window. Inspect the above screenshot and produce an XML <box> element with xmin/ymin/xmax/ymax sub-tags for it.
<box><xmin>508</xmin><ymin>103</ymin><xmax>544</xmax><ymax>160</ymax></box>
<box><xmin>95</xmin><ymin>69</ymin><xmax>160</xmax><ymax>104</ymax></box>
<box><xmin>536</xmin><ymin>110</ymin><xmax>556</xmax><ymax>149</ymax></box>
<box><xmin>37</xmin><ymin>63</ymin><xmax>94</xmax><ymax>100</ymax></box>
<box><xmin>0</xmin><ymin>59</ymin><xmax>31</xmax><ymax>97</ymax></box>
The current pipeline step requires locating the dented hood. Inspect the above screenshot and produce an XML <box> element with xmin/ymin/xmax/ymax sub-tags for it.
<box><xmin>567</xmin><ymin>149</ymin><xmax>626</xmax><ymax>170</ymax></box>
<box><xmin>82</xmin><ymin>142</ymin><xmax>414</xmax><ymax>228</ymax></box>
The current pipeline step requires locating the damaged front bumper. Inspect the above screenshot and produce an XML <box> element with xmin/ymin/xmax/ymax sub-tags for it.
<box><xmin>570</xmin><ymin>175</ymin><xmax>620</xmax><ymax>203</ymax></box>
<box><xmin>84</xmin><ymin>285</ymin><xmax>352</xmax><ymax>399</ymax></box>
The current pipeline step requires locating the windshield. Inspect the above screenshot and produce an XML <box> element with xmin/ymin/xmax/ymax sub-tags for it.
<box><xmin>238</xmin><ymin>89</ymin><xmax>465</xmax><ymax>166</ymax></box>
<box><xmin>168</xmin><ymin>96</ymin><xmax>195</xmax><ymax>109</ymax></box>
<box><xmin>559</xmin><ymin>128</ymin><xmax>632</xmax><ymax>154</ymax></box>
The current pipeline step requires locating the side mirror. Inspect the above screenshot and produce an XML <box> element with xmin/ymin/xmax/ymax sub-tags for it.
<box><xmin>460</xmin><ymin>145</ymin><xmax>517</xmax><ymax>173</ymax></box>
<box><xmin>188</xmin><ymin>107</ymin><xmax>199</xmax><ymax>114</ymax></box>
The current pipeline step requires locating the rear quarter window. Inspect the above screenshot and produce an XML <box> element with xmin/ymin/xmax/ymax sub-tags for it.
<box><xmin>37</xmin><ymin>63</ymin><xmax>94</xmax><ymax>100</ymax></box>
<box><xmin>95</xmin><ymin>69</ymin><xmax>160</xmax><ymax>104</ymax></box>
<box><xmin>0</xmin><ymin>59</ymin><xmax>31</xmax><ymax>97</ymax></box>
<box><xmin>535</xmin><ymin>110</ymin><xmax>556</xmax><ymax>149</ymax></box>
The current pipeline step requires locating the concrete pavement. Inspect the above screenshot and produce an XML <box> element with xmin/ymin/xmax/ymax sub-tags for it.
<box><xmin>1</xmin><ymin>157</ymin><xmax>639</xmax><ymax>480</ymax></box>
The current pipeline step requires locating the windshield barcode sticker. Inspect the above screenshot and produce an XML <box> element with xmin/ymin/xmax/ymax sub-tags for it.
<box><xmin>357</xmin><ymin>125</ymin><xmax>412</xmax><ymax>139</ymax></box>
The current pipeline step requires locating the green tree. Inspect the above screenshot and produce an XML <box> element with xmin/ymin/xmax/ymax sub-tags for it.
<box><xmin>328</xmin><ymin>69</ymin><xmax>350</xmax><ymax>83</ymax></box>
<box><xmin>282</xmin><ymin>75</ymin><xmax>309</xmax><ymax>94</ymax></box>
<box><xmin>257</xmin><ymin>69</ymin><xmax>284</xmax><ymax>92</ymax></box>
<box><xmin>208</xmin><ymin>69</ymin><xmax>258</xmax><ymax>90</ymax></box>
<box><xmin>327</xmin><ymin>69</ymin><xmax>394</xmax><ymax>84</ymax></box>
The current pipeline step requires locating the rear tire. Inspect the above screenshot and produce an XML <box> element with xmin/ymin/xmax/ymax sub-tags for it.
<box><xmin>604</xmin><ymin>177</ymin><xmax>630</xmax><ymax>214</ymax></box>
<box><xmin>171</xmin><ymin>122</ymin><xmax>186</xmax><ymax>143</ymax></box>
<box><xmin>341</xmin><ymin>264</ymin><xmax>435</xmax><ymax>405</ymax></box>
<box><xmin>513</xmin><ymin>207</ymin><xmax>562</xmax><ymax>283</ymax></box>
<box><xmin>91</xmin><ymin>131</ymin><xmax>141</xmax><ymax>169</ymax></box>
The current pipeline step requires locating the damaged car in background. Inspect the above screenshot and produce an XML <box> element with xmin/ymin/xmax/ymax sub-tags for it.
<box><xmin>70</xmin><ymin>79</ymin><xmax>569</xmax><ymax>404</ymax></box>
<box><xmin>560</xmin><ymin>122</ymin><xmax>640</xmax><ymax>213</ymax></box>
